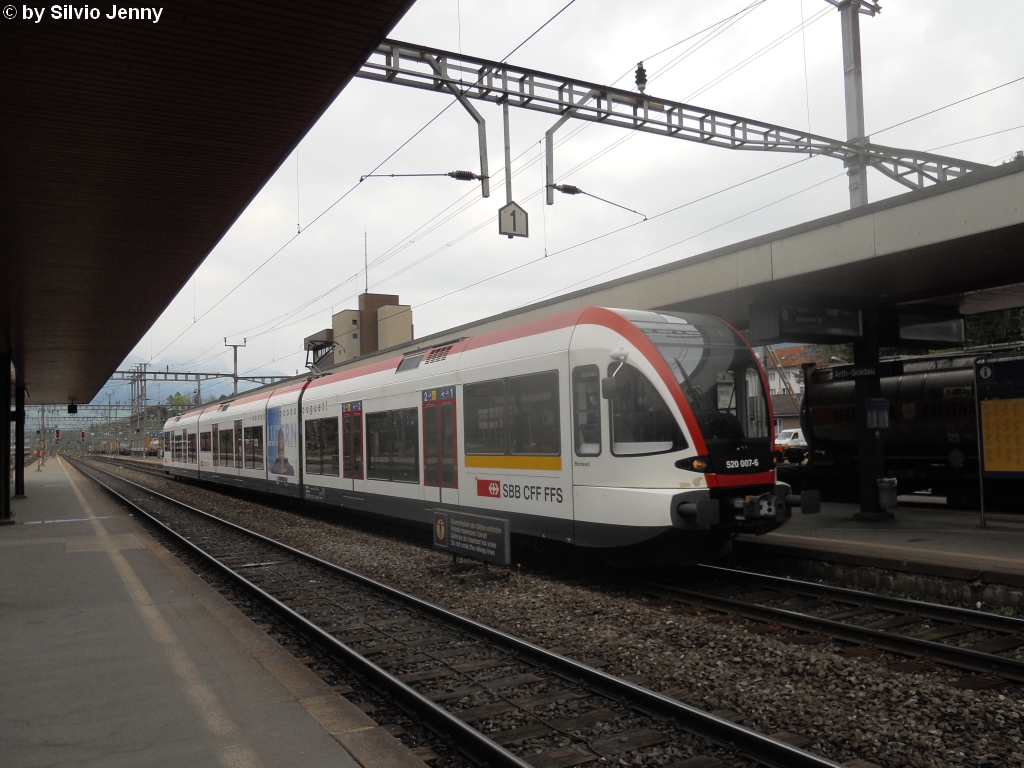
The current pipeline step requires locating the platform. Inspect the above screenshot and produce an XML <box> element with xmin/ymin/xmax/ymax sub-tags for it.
<box><xmin>737</xmin><ymin>497</ymin><xmax>1024</xmax><ymax>589</ymax></box>
<box><xmin>1</xmin><ymin>457</ymin><xmax>425</xmax><ymax>768</ymax></box>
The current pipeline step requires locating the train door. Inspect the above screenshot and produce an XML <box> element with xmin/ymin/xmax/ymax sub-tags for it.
<box><xmin>234</xmin><ymin>419</ymin><xmax>243</xmax><ymax>473</ymax></box>
<box><xmin>567</xmin><ymin>350</ymin><xmax>606</xmax><ymax>492</ymax></box>
<box><xmin>422</xmin><ymin>386</ymin><xmax>458</xmax><ymax>505</ymax></box>
<box><xmin>342</xmin><ymin>401</ymin><xmax>363</xmax><ymax>492</ymax></box>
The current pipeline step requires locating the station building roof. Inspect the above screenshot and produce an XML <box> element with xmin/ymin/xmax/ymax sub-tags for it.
<box><xmin>406</xmin><ymin>157</ymin><xmax>1024</xmax><ymax>344</ymax></box>
<box><xmin>2</xmin><ymin>0</ymin><xmax>414</xmax><ymax>404</ymax></box>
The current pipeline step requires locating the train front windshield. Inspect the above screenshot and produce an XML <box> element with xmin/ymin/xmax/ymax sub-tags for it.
<box><xmin>635</xmin><ymin>313</ymin><xmax>772</xmax><ymax>472</ymax></box>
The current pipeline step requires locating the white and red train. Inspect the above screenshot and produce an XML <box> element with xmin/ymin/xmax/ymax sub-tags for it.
<box><xmin>163</xmin><ymin>307</ymin><xmax>815</xmax><ymax>564</ymax></box>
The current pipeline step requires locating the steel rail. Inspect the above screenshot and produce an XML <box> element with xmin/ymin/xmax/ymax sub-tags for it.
<box><xmin>699</xmin><ymin>564</ymin><xmax>1024</xmax><ymax>635</ymax></box>
<box><xmin>73</xmin><ymin>458</ymin><xmax>844</xmax><ymax>768</ymax></box>
<box><xmin>626</xmin><ymin>577</ymin><xmax>1024</xmax><ymax>682</ymax></box>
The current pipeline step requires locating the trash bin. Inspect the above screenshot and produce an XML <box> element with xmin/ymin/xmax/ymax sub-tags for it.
<box><xmin>877</xmin><ymin>477</ymin><xmax>898</xmax><ymax>510</ymax></box>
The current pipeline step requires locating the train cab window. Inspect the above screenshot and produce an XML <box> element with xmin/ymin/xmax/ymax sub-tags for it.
<box><xmin>305</xmin><ymin>420</ymin><xmax>323</xmax><ymax>475</ymax></box>
<box><xmin>200</xmin><ymin>432</ymin><xmax>211</xmax><ymax>453</ymax></box>
<box><xmin>464</xmin><ymin>380</ymin><xmax>506</xmax><ymax>454</ymax></box>
<box><xmin>608</xmin><ymin>364</ymin><xmax>687</xmax><ymax>456</ymax></box>
<box><xmin>572</xmin><ymin>365</ymin><xmax>602</xmax><ymax>456</ymax></box>
<box><xmin>343</xmin><ymin>413</ymin><xmax>363</xmax><ymax>479</ymax></box>
<box><xmin>219</xmin><ymin>425</ymin><xmax>234</xmax><ymax>468</ymax></box>
<box><xmin>509</xmin><ymin>371</ymin><xmax>560</xmax><ymax>455</ymax></box>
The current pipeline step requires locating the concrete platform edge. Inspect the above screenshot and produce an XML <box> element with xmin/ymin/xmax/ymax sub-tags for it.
<box><xmin>735</xmin><ymin>539</ymin><xmax>1024</xmax><ymax>589</ymax></box>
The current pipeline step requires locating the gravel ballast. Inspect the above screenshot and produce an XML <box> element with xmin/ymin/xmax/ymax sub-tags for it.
<box><xmin>101</xmin><ymin>463</ymin><xmax>1024</xmax><ymax>768</ymax></box>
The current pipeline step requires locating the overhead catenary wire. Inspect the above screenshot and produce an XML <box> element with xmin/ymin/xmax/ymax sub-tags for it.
<box><xmin>550</xmin><ymin>184</ymin><xmax>647</xmax><ymax>219</ymax></box>
<box><xmin>870</xmin><ymin>73</ymin><xmax>1024</xmax><ymax>137</ymax></box>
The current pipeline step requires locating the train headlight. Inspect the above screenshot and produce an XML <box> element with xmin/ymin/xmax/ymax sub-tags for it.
<box><xmin>674</xmin><ymin>456</ymin><xmax>709</xmax><ymax>472</ymax></box>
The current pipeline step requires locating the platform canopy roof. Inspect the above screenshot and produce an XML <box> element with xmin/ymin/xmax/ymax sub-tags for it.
<box><xmin>1</xmin><ymin>0</ymin><xmax>414</xmax><ymax>404</ymax></box>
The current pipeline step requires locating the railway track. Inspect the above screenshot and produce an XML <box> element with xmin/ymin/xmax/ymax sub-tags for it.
<box><xmin>629</xmin><ymin>565</ymin><xmax>1024</xmax><ymax>687</ymax></box>
<box><xmin>71</xmin><ymin>457</ymin><xmax>847</xmax><ymax>768</ymax></box>
<box><xmin>88</xmin><ymin>454</ymin><xmax>169</xmax><ymax>478</ymax></box>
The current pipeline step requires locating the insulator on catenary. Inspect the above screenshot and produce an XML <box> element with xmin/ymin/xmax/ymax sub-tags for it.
<box><xmin>635</xmin><ymin>61</ymin><xmax>647</xmax><ymax>94</ymax></box>
<box><xmin>553</xmin><ymin>184</ymin><xmax>583</xmax><ymax>195</ymax></box>
<box><xmin>447</xmin><ymin>170</ymin><xmax>480</xmax><ymax>181</ymax></box>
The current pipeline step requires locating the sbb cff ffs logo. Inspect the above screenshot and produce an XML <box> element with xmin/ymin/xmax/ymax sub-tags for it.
<box><xmin>477</xmin><ymin>479</ymin><xmax>501</xmax><ymax>498</ymax></box>
<box><xmin>476</xmin><ymin>478</ymin><xmax>564</xmax><ymax>503</ymax></box>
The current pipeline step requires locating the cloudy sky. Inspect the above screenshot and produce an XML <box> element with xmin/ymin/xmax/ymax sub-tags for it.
<box><xmin>105</xmin><ymin>0</ymin><xmax>1024</xmax><ymax>406</ymax></box>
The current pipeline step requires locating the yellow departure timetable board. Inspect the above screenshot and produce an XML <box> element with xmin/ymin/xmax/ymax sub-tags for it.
<box><xmin>977</xmin><ymin>358</ymin><xmax>1024</xmax><ymax>477</ymax></box>
<box><xmin>980</xmin><ymin>399</ymin><xmax>1024</xmax><ymax>473</ymax></box>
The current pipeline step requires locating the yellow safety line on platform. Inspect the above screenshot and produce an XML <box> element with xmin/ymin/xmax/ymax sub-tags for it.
<box><xmin>59</xmin><ymin>458</ymin><xmax>264</xmax><ymax>768</ymax></box>
<box><xmin>765</xmin><ymin>532</ymin><xmax>1024</xmax><ymax>570</ymax></box>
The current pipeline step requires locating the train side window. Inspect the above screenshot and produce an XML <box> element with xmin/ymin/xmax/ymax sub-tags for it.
<box><xmin>219</xmin><ymin>424</ymin><xmax>234</xmax><ymax>468</ymax></box>
<box><xmin>608</xmin><ymin>363</ymin><xmax>687</xmax><ymax>456</ymax></box>
<box><xmin>463</xmin><ymin>380</ymin><xmax>506</xmax><ymax>455</ymax></box>
<box><xmin>572</xmin><ymin>365</ymin><xmax>601</xmax><ymax>456</ymax></box>
<box><xmin>509</xmin><ymin>371</ymin><xmax>560</xmax><ymax>455</ymax></box>
<box><xmin>164</xmin><ymin>431</ymin><xmax>171</xmax><ymax>459</ymax></box>
<box><xmin>391</xmin><ymin>408</ymin><xmax>419</xmax><ymax>483</ymax></box>
<box><xmin>187</xmin><ymin>432</ymin><xmax>197</xmax><ymax>464</ymax></box>
<box><xmin>366</xmin><ymin>412</ymin><xmax>391</xmax><ymax>480</ymax></box>
<box><xmin>321</xmin><ymin>418</ymin><xmax>340</xmax><ymax>476</ymax></box>
<box><xmin>305</xmin><ymin>419</ymin><xmax>322</xmax><ymax>475</ymax></box>
<box><xmin>343</xmin><ymin>413</ymin><xmax>363</xmax><ymax>479</ymax></box>
<box><xmin>212</xmin><ymin>424</ymin><xmax>220</xmax><ymax>466</ymax></box>
<box><xmin>200</xmin><ymin>431</ymin><xmax>211</xmax><ymax>453</ymax></box>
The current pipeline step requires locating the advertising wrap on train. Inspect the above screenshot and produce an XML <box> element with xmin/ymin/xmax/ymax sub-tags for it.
<box><xmin>267</xmin><ymin>406</ymin><xmax>298</xmax><ymax>477</ymax></box>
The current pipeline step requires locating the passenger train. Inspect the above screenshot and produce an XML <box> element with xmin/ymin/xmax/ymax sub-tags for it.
<box><xmin>163</xmin><ymin>307</ymin><xmax>816</xmax><ymax>564</ymax></box>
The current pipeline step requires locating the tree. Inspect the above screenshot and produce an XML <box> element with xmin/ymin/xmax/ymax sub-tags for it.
<box><xmin>165</xmin><ymin>392</ymin><xmax>192</xmax><ymax>407</ymax></box>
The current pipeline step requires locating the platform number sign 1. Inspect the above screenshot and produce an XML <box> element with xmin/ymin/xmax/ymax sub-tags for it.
<box><xmin>498</xmin><ymin>201</ymin><xmax>528</xmax><ymax>238</ymax></box>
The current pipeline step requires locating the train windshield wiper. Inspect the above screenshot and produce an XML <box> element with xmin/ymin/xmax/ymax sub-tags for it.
<box><xmin>673</xmin><ymin>356</ymin><xmax>747</xmax><ymax>449</ymax></box>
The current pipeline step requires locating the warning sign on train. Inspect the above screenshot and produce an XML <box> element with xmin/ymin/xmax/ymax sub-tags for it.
<box><xmin>498</xmin><ymin>201</ymin><xmax>528</xmax><ymax>238</ymax></box>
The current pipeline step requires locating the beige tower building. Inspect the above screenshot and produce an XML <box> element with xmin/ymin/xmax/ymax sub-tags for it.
<box><xmin>304</xmin><ymin>292</ymin><xmax>413</xmax><ymax>369</ymax></box>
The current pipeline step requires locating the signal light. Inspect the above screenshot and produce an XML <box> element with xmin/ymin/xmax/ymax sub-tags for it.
<box><xmin>56</xmin><ymin>429</ymin><xmax>60</xmax><ymax>439</ymax></box>
<box><xmin>81</xmin><ymin>431</ymin><xmax>86</xmax><ymax>439</ymax></box>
